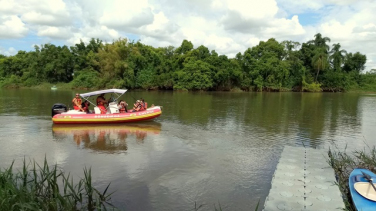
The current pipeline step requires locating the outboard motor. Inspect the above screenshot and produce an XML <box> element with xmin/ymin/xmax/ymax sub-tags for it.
<box><xmin>52</xmin><ymin>103</ymin><xmax>67</xmax><ymax>117</ymax></box>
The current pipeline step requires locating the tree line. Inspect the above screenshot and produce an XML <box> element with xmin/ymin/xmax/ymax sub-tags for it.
<box><xmin>1</xmin><ymin>33</ymin><xmax>375</xmax><ymax>92</ymax></box>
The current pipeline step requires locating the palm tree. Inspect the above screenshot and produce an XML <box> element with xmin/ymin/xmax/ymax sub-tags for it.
<box><xmin>312</xmin><ymin>48</ymin><xmax>328</xmax><ymax>82</ymax></box>
<box><xmin>309</xmin><ymin>33</ymin><xmax>331</xmax><ymax>51</ymax></box>
<box><xmin>329</xmin><ymin>43</ymin><xmax>347</xmax><ymax>71</ymax></box>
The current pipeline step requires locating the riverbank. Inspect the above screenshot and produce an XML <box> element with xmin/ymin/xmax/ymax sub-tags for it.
<box><xmin>328</xmin><ymin>146</ymin><xmax>376</xmax><ymax>211</ymax></box>
<box><xmin>2</xmin><ymin>82</ymin><xmax>376</xmax><ymax>93</ymax></box>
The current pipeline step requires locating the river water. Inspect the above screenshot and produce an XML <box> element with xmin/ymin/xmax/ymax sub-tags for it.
<box><xmin>0</xmin><ymin>89</ymin><xmax>375</xmax><ymax>210</ymax></box>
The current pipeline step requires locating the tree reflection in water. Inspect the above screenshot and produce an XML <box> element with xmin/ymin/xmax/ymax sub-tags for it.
<box><xmin>52</xmin><ymin>122</ymin><xmax>161</xmax><ymax>153</ymax></box>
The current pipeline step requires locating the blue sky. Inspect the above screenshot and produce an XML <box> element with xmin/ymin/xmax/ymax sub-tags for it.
<box><xmin>290</xmin><ymin>13</ymin><xmax>320</xmax><ymax>26</ymax></box>
<box><xmin>0</xmin><ymin>0</ymin><xmax>375</xmax><ymax>70</ymax></box>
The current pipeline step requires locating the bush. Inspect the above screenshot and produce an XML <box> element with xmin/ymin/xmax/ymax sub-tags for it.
<box><xmin>71</xmin><ymin>71</ymin><xmax>101</xmax><ymax>89</ymax></box>
<box><xmin>23</xmin><ymin>77</ymin><xmax>40</xmax><ymax>87</ymax></box>
<box><xmin>302</xmin><ymin>80</ymin><xmax>322</xmax><ymax>92</ymax></box>
<box><xmin>0</xmin><ymin>75</ymin><xmax>22</xmax><ymax>88</ymax></box>
<box><xmin>321</xmin><ymin>71</ymin><xmax>349</xmax><ymax>92</ymax></box>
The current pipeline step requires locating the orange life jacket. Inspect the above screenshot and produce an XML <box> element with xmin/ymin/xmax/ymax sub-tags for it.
<box><xmin>139</xmin><ymin>103</ymin><xmax>145</xmax><ymax>111</ymax></box>
<box><xmin>73</xmin><ymin>98</ymin><xmax>82</xmax><ymax>109</ymax></box>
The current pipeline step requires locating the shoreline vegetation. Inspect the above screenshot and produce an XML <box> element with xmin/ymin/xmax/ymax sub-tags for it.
<box><xmin>328</xmin><ymin>146</ymin><xmax>376</xmax><ymax>211</ymax></box>
<box><xmin>1</xmin><ymin>33</ymin><xmax>376</xmax><ymax>92</ymax></box>
<box><xmin>0</xmin><ymin>158</ymin><xmax>114</xmax><ymax>211</ymax></box>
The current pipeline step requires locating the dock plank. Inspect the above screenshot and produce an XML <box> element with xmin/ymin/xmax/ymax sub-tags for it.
<box><xmin>263</xmin><ymin>146</ymin><xmax>344</xmax><ymax>211</ymax></box>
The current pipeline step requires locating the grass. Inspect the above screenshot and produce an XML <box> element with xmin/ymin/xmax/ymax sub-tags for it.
<box><xmin>328</xmin><ymin>145</ymin><xmax>376</xmax><ymax>211</ymax></box>
<box><xmin>1</xmin><ymin>157</ymin><xmax>262</xmax><ymax>211</ymax></box>
<box><xmin>0</xmin><ymin>157</ymin><xmax>115</xmax><ymax>211</ymax></box>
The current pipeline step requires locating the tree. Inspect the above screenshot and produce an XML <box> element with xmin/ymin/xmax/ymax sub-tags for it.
<box><xmin>174</xmin><ymin>60</ymin><xmax>214</xmax><ymax>90</ymax></box>
<box><xmin>175</xmin><ymin>40</ymin><xmax>194</xmax><ymax>55</ymax></box>
<box><xmin>309</xmin><ymin>33</ymin><xmax>331</xmax><ymax>51</ymax></box>
<box><xmin>312</xmin><ymin>48</ymin><xmax>329</xmax><ymax>82</ymax></box>
<box><xmin>343</xmin><ymin>52</ymin><xmax>367</xmax><ymax>73</ymax></box>
<box><xmin>329</xmin><ymin>43</ymin><xmax>347</xmax><ymax>71</ymax></box>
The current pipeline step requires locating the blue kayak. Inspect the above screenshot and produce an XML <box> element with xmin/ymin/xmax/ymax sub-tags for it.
<box><xmin>349</xmin><ymin>168</ymin><xmax>376</xmax><ymax>211</ymax></box>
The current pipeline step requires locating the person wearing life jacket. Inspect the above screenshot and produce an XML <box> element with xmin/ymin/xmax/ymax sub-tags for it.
<box><xmin>140</xmin><ymin>98</ymin><xmax>147</xmax><ymax>110</ymax></box>
<box><xmin>118</xmin><ymin>100</ymin><xmax>128</xmax><ymax>113</ymax></box>
<box><xmin>96</xmin><ymin>94</ymin><xmax>107</xmax><ymax>114</ymax></box>
<box><xmin>137</xmin><ymin>98</ymin><xmax>145</xmax><ymax>111</ymax></box>
<box><xmin>72</xmin><ymin>93</ymin><xmax>84</xmax><ymax>111</ymax></box>
<box><xmin>131</xmin><ymin>100</ymin><xmax>142</xmax><ymax>112</ymax></box>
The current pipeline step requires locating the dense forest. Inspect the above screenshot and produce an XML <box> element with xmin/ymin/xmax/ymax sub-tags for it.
<box><xmin>1</xmin><ymin>33</ymin><xmax>375</xmax><ymax>92</ymax></box>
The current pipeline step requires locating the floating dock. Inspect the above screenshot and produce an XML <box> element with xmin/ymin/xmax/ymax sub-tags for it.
<box><xmin>263</xmin><ymin>146</ymin><xmax>344</xmax><ymax>211</ymax></box>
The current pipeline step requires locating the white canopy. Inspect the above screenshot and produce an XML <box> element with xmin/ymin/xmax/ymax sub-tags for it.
<box><xmin>80</xmin><ymin>89</ymin><xmax>127</xmax><ymax>98</ymax></box>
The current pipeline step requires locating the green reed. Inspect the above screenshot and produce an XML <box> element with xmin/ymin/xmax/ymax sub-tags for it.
<box><xmin>0</xmin><ymin>158</ymin><xmax>115</xmax><ymax>211</ymax></box>
<box><xmin>328</xmin><ymin>145</ymin><xmax>376</xmax><ymax>211</ymax></box>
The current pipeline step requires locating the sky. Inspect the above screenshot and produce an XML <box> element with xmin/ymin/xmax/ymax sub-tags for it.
<box><xmin>0</xmin><ymin>0</ymin><xmax>375</xmax><ymax>71</ymax></box>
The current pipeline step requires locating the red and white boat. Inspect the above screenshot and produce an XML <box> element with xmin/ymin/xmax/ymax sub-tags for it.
<box><xmin>51</xmin><ymin>89</ymin><xmax>162</xmax><ymax>124</ymax></box>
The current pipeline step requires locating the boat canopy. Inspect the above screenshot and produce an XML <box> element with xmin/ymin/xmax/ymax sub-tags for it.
<box><xmin>80</xmin><ymin>89</ymin><xmax>127</xmax><ymax>98</ymax></box>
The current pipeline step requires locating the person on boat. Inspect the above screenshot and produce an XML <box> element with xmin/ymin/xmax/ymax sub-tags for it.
<box><xmin>131</xmin><ymin>100</ymin><xmax>143</xmax><ymax>112</ymax></box>
<box><xmin>140</xmin><ymin>98</ymin><xmax>147</xmax><ymax>109</ymax></box>
<box><xmin>72</xmin><ymin>93</ymin><xmax>84</xmax><ymax>111</ymax></box>
<box><xmin>96</xmin><ymin>94</ymin><xmax>107</xmax><ymax>114</ymax></box>
<box><xmin>118</xmin><ymin>100</ymin><xmax>128</xmax><ymax>113</ymax></box>
<box><xmin>96</xmin><ymin>94</ymin><xmax>108</xmax><ymax>106</ymax></box>
<box><xmin>81</xmin><ymin>100</ymin><xmax>90</xmax><ymax>113</ymax></box>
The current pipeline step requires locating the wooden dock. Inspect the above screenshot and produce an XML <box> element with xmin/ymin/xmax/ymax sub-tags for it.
<box><xmin>263</xmin><ymin>146</ymin><xmax>344</xmax><ymax>211</ymax></box>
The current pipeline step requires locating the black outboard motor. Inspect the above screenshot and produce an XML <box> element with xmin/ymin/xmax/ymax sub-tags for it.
<box><xmin>52</xmin><ymin>103</ymin><xmax>67</xmax><ymax>117</ymax></box>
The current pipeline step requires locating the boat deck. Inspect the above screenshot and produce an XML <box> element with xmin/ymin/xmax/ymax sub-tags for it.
<box><xmin>263</xmin><ymin>146</ymin><xmax>345</xmax><ymax>211</ymax></box>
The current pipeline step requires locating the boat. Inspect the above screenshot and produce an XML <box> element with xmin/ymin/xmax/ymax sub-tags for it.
<box><xmin>349</xmin><ymin>168</ymin><xmax>376</xmax><ymax>211</ymax></box>
<box><xmin>51</xmin><ymin>85</ymin><xmax>57</xmax><ymax>90</ymax></box>
<box><xmin>51</xmin><ymin>89</ymin><xmax>162</xmax><ymax>124</ymax></box>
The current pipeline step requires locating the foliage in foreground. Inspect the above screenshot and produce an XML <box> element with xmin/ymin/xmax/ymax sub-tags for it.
<box><xmin>328</xmin><ymin>146</ymin><xmax>376</xmax><ymax>211</ymax></box>
<box><xmin>0</xmin><ymin>158</ymin><xmax>115</xmax><ymax>211</ymax></box>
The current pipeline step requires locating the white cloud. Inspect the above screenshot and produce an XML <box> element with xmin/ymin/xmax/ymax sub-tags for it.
<box><xmin>22</xmin><ymin>11</ymin><xmax>71</xmax><ymax>27</ymax></box>
<box><xmin>98</xmin><ymin>0</ymin><xmax>154</xmax><ymax>30</ymax></box>
<box><xmin>37</xmin><ymin>26</ymin><xmax>72</xmax><ymax>39</ymax></box>
<box><xmin>66</xmin><ymin>25</ymin><xmax>121</xmax><ymax>46</ymax></box>
<box><xmin>1</xmin><ymin>0</ymin><xmax>376</xmax><ymax>70</ymax></box>
<box><xmin>0</xmin><ymin>16</ymin><xmax>28</xmax><ymax>38</ymax></box>
<box><xmin>315</xmin><ymin>1</ymin><xmax>376</xmax><ymax>70</ymax></box>
<box><xmin>0</xmin><ymin>46</ymin><xmax>17</xmax><ymax>56</ymax></box>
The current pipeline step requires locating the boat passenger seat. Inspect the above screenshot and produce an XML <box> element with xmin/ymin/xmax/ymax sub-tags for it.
<box><xmin>94</xmin><ymin>107</ymin><xmax>101</xmax><ymax>114</ymax></box>
<box><xmin>108</xmin><ymin>102</ymin><xmax>119</xmax><ymax>114</ymax></box>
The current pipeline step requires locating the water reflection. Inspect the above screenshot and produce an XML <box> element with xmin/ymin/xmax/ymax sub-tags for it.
<box><xmin>52</xmin><ymin>122</ymin><xmax>161</xmax><ymax>153</ymax></box>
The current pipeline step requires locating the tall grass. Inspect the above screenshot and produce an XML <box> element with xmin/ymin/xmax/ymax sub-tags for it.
<box><xmin>328</xmin><ymin>146</ymin><xmax>376</xmax><ymax>211</ymax></box>
<box><xmin>0</xmin><ymin>158</ymin><xmax>115</xmax><ymax>211</ymax></box>
<box><xmin>1</xmin><ymin>157</ymin><xmax>262</xmax><ymax>211</ymax></box>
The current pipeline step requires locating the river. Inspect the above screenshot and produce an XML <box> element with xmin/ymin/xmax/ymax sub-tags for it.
<box><xmin>0</xmin><ymin>89</ymin><xmax>375</xmax><ymax>210</ymax></box>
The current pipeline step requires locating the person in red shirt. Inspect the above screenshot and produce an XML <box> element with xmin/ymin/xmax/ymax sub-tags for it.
<box><xmin>96</xmin><ymin>94</ymin><xmax>108</xmax><ymax>114</ymax></box>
